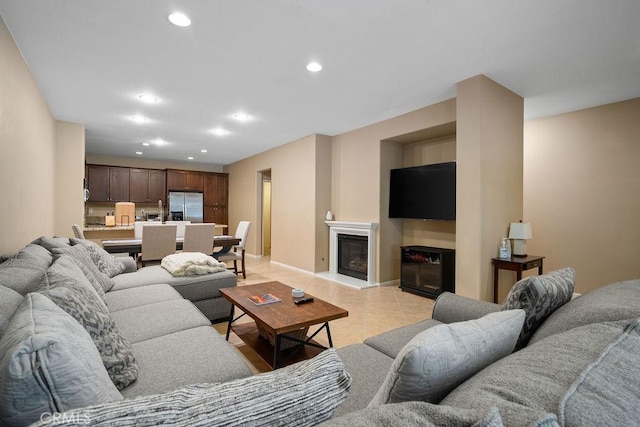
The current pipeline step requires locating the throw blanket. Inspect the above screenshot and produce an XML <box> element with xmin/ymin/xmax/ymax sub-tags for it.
<box><xmin>161</xmin><ymin>252</ymin><xmax>228</xmax><ymax>277</ymax></box>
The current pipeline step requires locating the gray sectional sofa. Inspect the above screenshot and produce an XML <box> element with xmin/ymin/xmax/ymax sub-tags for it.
<box><xmin>3</xmin><ymin>236</ymin><xmax>639</xmax><ymax>426</ymax></box>
<box><xmin>326</xmin><ymin>274</ymin><xmax>640</xmax><ymax>426</ymax></box>
<box><xmin>0</xmin><ymin>238</ymin><xmax>255</xmax><ymax>425</ymax></box>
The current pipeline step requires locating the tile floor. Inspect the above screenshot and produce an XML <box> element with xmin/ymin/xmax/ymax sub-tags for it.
<box><xmin>212</xmin><ymin>255</ymin><xmax>435</xmax><ymax>373</ymax></box>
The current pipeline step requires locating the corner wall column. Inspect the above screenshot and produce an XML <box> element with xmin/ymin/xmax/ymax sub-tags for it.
<box><xmin>455</xmin><ymin>75</ymin><xmax>524</xmax><ymax>301</ymax></box>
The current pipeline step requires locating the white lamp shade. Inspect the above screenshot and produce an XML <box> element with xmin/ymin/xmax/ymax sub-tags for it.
<box><xmin>509</xmin><ymin>222</ymin><xmax>532</xmax><ymax>239</ymax></box>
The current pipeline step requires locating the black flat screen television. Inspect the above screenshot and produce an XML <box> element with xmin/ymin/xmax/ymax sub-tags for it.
<box><xmin>389</xmin><ymin>162</ymin><xmax>456</xmax><ymax>221</ymax></box>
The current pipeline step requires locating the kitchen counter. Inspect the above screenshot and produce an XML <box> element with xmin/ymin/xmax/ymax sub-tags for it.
<box><xmin>83</xmin><ymin>225</ymin><xmax>135</xmax><ymax>232</ymax></box>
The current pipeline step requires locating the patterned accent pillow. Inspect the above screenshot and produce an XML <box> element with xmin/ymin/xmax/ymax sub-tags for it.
<box><xmin>369</xmin><ymin>309</ymin><xmax>525</xmax><ymax>406</ymax></box>
<box><xmin>29</xmin><ymin>348</ymin><xmax>351</xmax><ymax>427</ymax></box>
<box><xmin>502</xmin><ymin>267</ymin><xmax>575</xmax><ymax>350</ymax></box>
<box><xmin>70</xmin><ymin>238</ymin><xmax>126</xmax><ymax>278</ymax></box>
<box><xmin>38</xmin><ymin>256</ymin><xmax>138</xmax><ymax>390</ymax></box>
<box><xmin>0</xmin><ymin>293</ymin><xmax>122</xmax><ymax>427</ymax></box>
<box><xmin>52</xmin><ymin>245</ymin><xmax>113</xmax><ymax>295</ymax></box>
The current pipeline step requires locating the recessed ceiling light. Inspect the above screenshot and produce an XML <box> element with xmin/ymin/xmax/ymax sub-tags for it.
<box><xmin>201</xmin><ymin>149</ymin><xmax>208</xmax><ymax>153</ymax></box>
<box><xmin>151</xmin><ymin>138</ymin><xmax>168</xmax><ymax>146</ymax></box>
<box><xmin>130</xmin><ymin>115</ymin><xmax>149</xmax><ymax>123</ymax></box>
<box><xmin>138</xmin><ymin>94</ymin><xmax>158</xmax><ymax>103</ymax></box>
<box><xmin>306</xmin><ymin>62</ymin><xmax>323</xmax><ymax>72</ymax></box>
<box><xmin>211</xmin><ymin>127</ymin><xmax>230</xmax><ymax>136</ymax></box>
<box><xmin>187</xmin><ymin>156</ymin><xmax>194</xmax><ymax>160</ymax></box>
<box><xmin>232</xmin><ymin>113</ymin><xmax>251</xmax><ymax>122</ymax></box>
<box><xmin>142</xmin><ymin>142</ymin><xmax>150</xmax><ymax>146</ymax></box>
<box><xmin>135</xmin><ymin>151</ymin><xmax>143</xmax><ymax>155</ymax></box>
<box><xmin>168</xmin><ymin>12</ymin><xmax>191</xmax><ymax>27</ymax></box>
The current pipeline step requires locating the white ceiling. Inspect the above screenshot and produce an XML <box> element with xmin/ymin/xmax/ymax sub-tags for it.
<box><xmin>1</xmin><ymin>1</ymin><xmax>639</xmax><ymax>165</ymax></box>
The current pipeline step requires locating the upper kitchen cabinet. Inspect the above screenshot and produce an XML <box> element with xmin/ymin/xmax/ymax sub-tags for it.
<box><xmin>166</xmin><ymin>169</ymin><xmax>204</xmax><ymax>192</ymax></box>
<box><xmin>203</xmin><ymin>173</ymin><xmax>229</xmax><ymax>224</ymax></box>
<box><xmin>130</xmin><ymin>169</ymin><xmax>166</xmax><ymax>203</ymax></box>
<box><xmin>86</xmin><ymin>165</ymin><xmax>129</xmax><ymax>202</ymax></box>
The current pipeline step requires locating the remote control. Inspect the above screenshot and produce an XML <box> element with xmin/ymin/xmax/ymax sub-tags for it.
<box><xmin>294</xmin><ymin>297</ymin><xmax>314</xmax><ymax>304</ymax></box>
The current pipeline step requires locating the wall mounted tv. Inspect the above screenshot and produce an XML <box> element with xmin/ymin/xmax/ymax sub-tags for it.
<box><xmin>389</xmin><ymin>161</ymin><xmax>456</xmax><ymax>221</ymax></box>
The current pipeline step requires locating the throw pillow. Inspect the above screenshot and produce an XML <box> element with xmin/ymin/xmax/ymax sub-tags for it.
<box><xmin>29</xmin><ymin>348</ymin><xmax>351</xmax><ymax>427</ymax></box>
<box><xmin>38</xmin><ymin>256</ymin><xmax>138</xmax><ymax>390</ymax></box>
<box><xmin>0</xmin><ymin>286</ymin><xmax>22</xmax><ymax>338</ymax></box>
<box><xmin>0</xmin><ymin>244</ymin><xmax>52</xmax><ymax>295</ymax></box>
<box><xmin>369</xmin><ymin>309</ymin><xmax>525</xmax><ymax>406</ymax></box>
<box><xmin>30</xmin><ymin>236</ymin><xmax>72</xmax><ymax>252</ymax></box>
<box><xmin>51</xmin><ymin>245</ymin><xmax>114</xmax><ymax>295</ymax></box>
<box><xmin>502</xmin><ymin>267</ymin><xmax>575</xmax><ymax>349</ymax></box>
<box><xmin>70</xmin><ymin>238</ymin><xmax>126</xmax><ymax>278</ymax></box>
<box><xmin>0</xmin><ymin>293</ymin><xmax>122</xmax><ymax>427</ymax></box>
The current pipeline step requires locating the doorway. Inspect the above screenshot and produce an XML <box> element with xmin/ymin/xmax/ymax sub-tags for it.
<box><xmin>260</xmin><ymin>170</ymin><xmax>272</xmax><ymax>256</ymax></box>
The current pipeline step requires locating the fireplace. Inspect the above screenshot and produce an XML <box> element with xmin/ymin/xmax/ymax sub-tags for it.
<box><xmin>323</xmin><ymin>221</ymin><xmax>378</xmax><ymax>288</ymax></box>
<box><xmin>337</xmin><ymin>234</ymin><xmax>368</xmax><ymax>280</ymax></box>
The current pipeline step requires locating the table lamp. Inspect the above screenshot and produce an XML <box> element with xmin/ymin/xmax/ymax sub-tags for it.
<box><xmin>509</xmin><ymin>221</ymin><xmax>532</xmax><ymax>257</ymax></box>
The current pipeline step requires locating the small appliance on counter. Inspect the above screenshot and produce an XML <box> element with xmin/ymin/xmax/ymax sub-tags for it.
<box><xmin>115</xmin><ymin>202</ymin><xmax>135</xmax><ymax>226</ymax></box>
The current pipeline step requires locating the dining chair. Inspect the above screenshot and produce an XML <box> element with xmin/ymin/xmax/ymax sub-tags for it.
<box><xmin>71</xmin><ymin>224</ymin><xmax>85</xmax><ymax>239</ymax></box>
<box><xmin>134</xmin><ymin>221</ymin><xmax>164</xmax><ymax>239</ymax></box>
<box><xmin>217</xmin><ymin>221</ymin><xmax>251</xmax><ymax>278</ymax></box>
<box><xmin>138</xmin><ymin>224</ymin><xmax>177</xmax><ymax>266</ymax></box>
<box><xmin>183</xmin><ymin>223</ymin><xmax>216</xmax><ymax>254</ymax></box>
<box><xmin>165</xmin><ymin>220</ymin><xmax>192</xmax><ymax>238</ymax></box>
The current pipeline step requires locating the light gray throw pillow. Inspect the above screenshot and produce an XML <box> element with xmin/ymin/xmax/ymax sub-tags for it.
<box><xmin>70</xmin><ymin>238</ymin><xmax>126</xmax><ymax>278</ymax></box>
<box><xmin>0</xmin><ymin>293</ymin><xmax>122</xmax><ymax>427</ymax></box>
<box><xmin>502</xmin><ymin>267</ymin><xmax>575</xmax><ymax>349</ymax></box>
<box><xmin>29</xmin><ymin>348</ymin><xmax>351</xmax><ymax>427</ymax></box>
<box><xmin>0</xmin><ymin>286</ymin><xmax>22</xmax><ymax>338</ymax></box>
<box><xmin>369</xmin><ymin>309</ymin><xmax>525</xmax><ymax>406</ymax></box>
<box><xmin>38</xmin><ymin>256</ymin><xmax>138</xmax><ymax>390</ymax></box>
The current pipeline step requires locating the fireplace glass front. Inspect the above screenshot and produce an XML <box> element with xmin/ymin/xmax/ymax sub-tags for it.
<box><xmin>337</xmin><ymin>234</ymin><xmax>368</xmax><ymax>280</ymax></box>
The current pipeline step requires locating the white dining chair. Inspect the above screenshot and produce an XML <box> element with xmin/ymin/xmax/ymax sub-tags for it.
<box><xmin>134</xmin><ymin>221</ymin><xmax>164</xmax><ymax>239</ymax></box>
<box><xmin>165</xmin><ymin>220</ymin><xmax>192</xmax><ymax>238</ymax></box>
<box><xmin>183</xmin><ymin>223</ymin><xmax>216</xmax><ymax>254</ymax></box>
<box><xmin>217</xmin><ymin>221</ymin><xmax>251</xmax><ymax>278</ymax></box>
<box><xmin>138</xmin><ymin>224</ymin><xmax>177</xmax><ymax>266</ymax></box>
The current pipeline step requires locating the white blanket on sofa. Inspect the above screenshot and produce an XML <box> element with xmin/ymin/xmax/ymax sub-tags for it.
<box><xmin>161</xmin><ymin>252</ymin><xmax>228</xmax><ymax>277</ymax></box>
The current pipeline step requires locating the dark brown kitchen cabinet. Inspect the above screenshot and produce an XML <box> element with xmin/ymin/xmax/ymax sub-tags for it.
<box><xmin>108</xmin><ymin>168</ymin><xmax>130</xmax><ymax>202</ymax></box>
<box><xmin>148</xmin><ymin>170</ymin><xmax>166</xmax><ymax>202</ymax></box>
<box><xmin>203</xmin><ymin>173</ymin><xmax>228</xmax><ymax>225</ymax></box>
<box><xmin>86</xmin><ymin>165</ymin><xmax>109</xmax><ymax>202</ymax></box>
<box><xmin>130</xmin><ymin>169</ymin><xmax>166</xmax><ymax>203</ymax></box>
<box><xmin>166</xmin><ymin>170</ymin><xmax>204</xmax><ymax>192</ymax></box>
<box><xmin>86</xmin><ymin>165</ymin><xmax>129</xmax><ymax>202</ymax></box>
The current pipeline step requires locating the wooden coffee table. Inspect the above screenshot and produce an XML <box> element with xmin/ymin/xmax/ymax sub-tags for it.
<box><xmin>220</xmin><ymin>281</ymin><xmax>348</xmax><ymax>369</ymax></box>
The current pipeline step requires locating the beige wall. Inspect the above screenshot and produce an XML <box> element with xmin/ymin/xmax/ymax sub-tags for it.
<box><xmin>334</xmin><ymin>98</ymin><xmax>457</xmax><ymax>283</ymax></box>
<box><xmin>456</xmin><ymin>75</ymin><xmax>524</xmax><ymax>301</ymax></box>
<box><xmin>0</xmin><ymin>16</ymin><xmax>56</xmax><ymax>253</ymax></box>
<box><xmin>225</xmin><ymin>134</ymin><xmax>331</xmax><ymax>272</ymax></box>
<box><xmin>401</xmin><ymin>135</ymin><xmax>457</xmax><ymax>251</ymax></box>
<box><xmin>55</xmin><ymin>121</ymin><xmax>85</xmax><ymax>237</ymax></box>
<box><xmin>524</xmin><ymin>97</ymin><xmax>640</xmax><ymax>294</ymax></box>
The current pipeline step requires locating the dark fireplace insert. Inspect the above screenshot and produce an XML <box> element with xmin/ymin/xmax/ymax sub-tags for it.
<box><xmin>337</xmin><ymin>234</ymin><xmax>368</xmax><ymax>280</ymax></box>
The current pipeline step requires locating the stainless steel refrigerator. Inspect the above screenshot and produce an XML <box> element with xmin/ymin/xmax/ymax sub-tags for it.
<box><xmin>168</xmin><ymin>191</ymin><xmax>204</xmax><ymax>222</ymax></box>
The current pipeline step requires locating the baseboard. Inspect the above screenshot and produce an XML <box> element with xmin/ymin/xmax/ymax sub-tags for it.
<box><xmin>269</xmin><ymin>260</ymin><xmax>316</xmax><ymax>276</ymax></box>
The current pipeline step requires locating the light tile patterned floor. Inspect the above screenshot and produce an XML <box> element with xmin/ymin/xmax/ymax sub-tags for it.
<box><xmin>212</xmin><ymin>255</ymin><xmax>435</xmax><ymax>373</ymax></box>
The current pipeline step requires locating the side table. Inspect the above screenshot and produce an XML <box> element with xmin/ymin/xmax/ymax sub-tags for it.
<box><xmin>491</xmin><ymin>255</ymin><xmax>545</xmax><ymax>303</ymax></box>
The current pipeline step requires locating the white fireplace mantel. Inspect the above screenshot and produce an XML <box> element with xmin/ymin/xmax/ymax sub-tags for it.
<box><xmin>325</xmin><ymin>221</ymin><xmax>378</xmax><ymax>286</ymax></box>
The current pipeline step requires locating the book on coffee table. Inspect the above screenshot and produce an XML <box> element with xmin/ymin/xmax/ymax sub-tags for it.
<box><xmin>247</xmin><ymin>293</ymin><xmax>282</xmax><ymax>305</ymax></box>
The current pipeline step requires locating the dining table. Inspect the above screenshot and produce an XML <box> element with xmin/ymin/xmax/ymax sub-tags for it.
<box><xmin>101</xmin><ymin>235</ymin><xmax>241</xmax><ymax>258</ymax></box>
